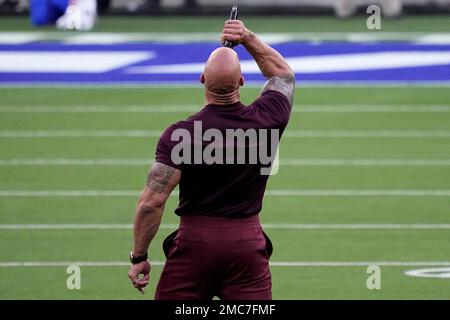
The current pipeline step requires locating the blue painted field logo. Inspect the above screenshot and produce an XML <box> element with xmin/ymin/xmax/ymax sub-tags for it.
<box><xmin>170</xmin><ymin>121</ymin><xmax>280</xmax><ymax>175</ymax></box>
<box><xmin>66</xmin><ymin>265</ymin><xmax>81</xmax><ymax>290</ymax></box>
<box><xmin>366</xmin><ymin>265</ymin><xmax>381</xmax><ymax>290</ymax></box>
<box><xmin>366</xmin><ymin>5</ymin><xmax>382</xmax><ymax>30</ymax></box>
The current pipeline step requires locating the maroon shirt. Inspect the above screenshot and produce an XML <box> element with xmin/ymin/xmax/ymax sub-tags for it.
<box><xmin>155</xmin><ymin>90</ymin><xmax>291</xmax><ymax>218</ymax></box>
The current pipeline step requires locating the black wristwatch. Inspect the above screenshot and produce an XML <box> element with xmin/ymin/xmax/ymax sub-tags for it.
<box><xmin>129</xmin><ymin>252</ymin><xmax>148</xmax><ymax>264</ymax></box>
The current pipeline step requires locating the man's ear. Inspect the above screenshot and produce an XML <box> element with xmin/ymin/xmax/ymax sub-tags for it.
<box><xmin>239</xmin><ymin>76</ymin><xmax>245</xmax><ymax>87</ymax></box>
<box><xmin>200</xmin><ymin>73</ymin><xmax>205</xmax><ymax>84</ymax></box>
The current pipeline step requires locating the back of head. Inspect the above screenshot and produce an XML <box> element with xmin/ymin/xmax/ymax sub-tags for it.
<box><xmin>202</xmin><ymin>47</ymin><xmax>243</xmax><ymax>94</ymax></box>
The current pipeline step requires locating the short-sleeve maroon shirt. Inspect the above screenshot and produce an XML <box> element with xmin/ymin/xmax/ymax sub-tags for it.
<box><xmin>155</xmin><ymin>90</ymin><xmax>292</xmax><ymax>218</ymax></box>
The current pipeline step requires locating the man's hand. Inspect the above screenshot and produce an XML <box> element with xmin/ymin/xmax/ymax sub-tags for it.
<box><xmin>221</xmin><ymin>20</ymin><xmax>252</xmax><ymax>46</ymax></box>
<box><xmin>128</xmin><ymin>260</ymin><xmax>151</xmax><ymax>294</ymax></box>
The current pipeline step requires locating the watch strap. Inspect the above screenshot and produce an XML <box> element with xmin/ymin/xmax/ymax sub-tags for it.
<box><xmin>130</xmin><ymin>252</ymin><xmax>148</xmax><ymax>264</ymax></box>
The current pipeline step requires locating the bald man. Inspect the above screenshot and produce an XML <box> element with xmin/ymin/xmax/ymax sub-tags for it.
<box><xmin>128</xmin><ymin>19</ymin><xmax>295</xmax><ymax>300</ymax></box>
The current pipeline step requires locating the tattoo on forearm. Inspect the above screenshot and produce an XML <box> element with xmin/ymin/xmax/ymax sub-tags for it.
<box><xmin>146</xmin><ymin>163</ymin><xmax>175</xmax><ymax>192</ymax></box>
<box><xmin>261</xmin><ymin>74</ymin><xmax>295</xmax><ymax>106</ymax></box>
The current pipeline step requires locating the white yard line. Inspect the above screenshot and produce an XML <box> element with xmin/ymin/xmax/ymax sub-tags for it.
<box><xmin>0</xmin><ymin>261</ymin><xmax>449</xmax><ymax>267</ymax></box>
<box><xmin>269</xmin><ymin>261</ymin><xmax>450</xmax><ymax>267</ymax></box>
<box><xmin>0</xmin><ymin>159</ymin><xmax>153</xmax><ymax>166</ymax></box>
<box><xmin>0</xmin><ymin>104</ymin><xmax>449</xmax><ymax>113</ymax></box>
<box><xmin>1</xmin><ymin>31</ymin><xmax>450</xmax><ymax>44</ymax></box>
<box><xmin>0</xmin><ymin>190</ymin><xmax>140</xmax><ymax>197</ymax></box>
<box><xmin>265</xmin><ymin>190</ymin><xmax>450</xmax><ymax>197</ymax></box>
<box><xmin>257</xmin><ymin>223</ymin><xmax>450</xmax><ymax>230</ymax></box>
<box><xmin>1</xmin><ymin>158</ymin><xmax>450</xmax><ymax>166</ymax></box>
<box><xmin>1</xmin><ymin>223</ymin><xmax>450</xmax><ymax>230</ymax></box>
<box><xmin>0</xmin><ymin>190</ymin><xmax>448</xmax><ymax>197</ymax></box>
<box><xmin>0</xmin><ymin>105</ymin><xmax>201</xmax><ymax>113</ymax></box>
<box><xmin>283</xmin><ymin>130</ymin><xmax>450</xmax><ymax>138</ymax></box>
<box><xmin>281</xmin><ymin>159</ymin><xmax>450</xmax><ymax>166</ymax></box>
<box><xmin>0</xmin><ymin>130</ymin><xmax>162</xmax><ymax>138</ymax></box>
<box><xmin>1</xmin><ymin>130</ymin><xmax>449</xmax><ymax>138</ymax></box>
<box><xmin>0</xmin><ymin>224</ymin><xmax>138</xmax><ymax>230</ymax></box>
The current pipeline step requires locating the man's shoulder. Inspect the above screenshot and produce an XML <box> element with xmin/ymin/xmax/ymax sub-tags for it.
<box><xmin>247</xmin><ymin>90</ymin><xmax>292</xmax><ymax>128</ymax></box>
<box><xmin>159</xmin><ymin>112</ymin><xmax>202</xmax><ymax>142</ymax></box>
<box><xmin>160</xmin><ymin>121</ymin><xmax>189</xmax><ymax>139</ymax></box>
<box><xmin>251</xmin><ymin>89</ymin><xmax>290</xmax><ymax>106</ymax></box>
<box><xmin>248</xmin><ymin>90</ymin><xmax>291</xmax><ymax>114</ymax></box>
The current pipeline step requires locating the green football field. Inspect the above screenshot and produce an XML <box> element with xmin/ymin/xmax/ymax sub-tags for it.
<box><xmin>0</xmin><ymin>15</ymin><xmax>450</xmax><ymax>299</ymax></box>
<box><xmin>0</xmin><ymin>86</ymin><xmax>449</xmax><ymax>299</ymax></box>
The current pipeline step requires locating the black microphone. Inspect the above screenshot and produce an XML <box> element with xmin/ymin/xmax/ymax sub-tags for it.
<box><xmin>224</xmin><ymin>5</ymin><xmax>239</xmax><ymax>48</ymax></box>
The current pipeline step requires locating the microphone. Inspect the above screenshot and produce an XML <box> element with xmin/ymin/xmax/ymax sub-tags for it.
<box><xmin>224</xmin><ymin>5</ymin><xmax>239</xmax><ymax>49</ymax></box>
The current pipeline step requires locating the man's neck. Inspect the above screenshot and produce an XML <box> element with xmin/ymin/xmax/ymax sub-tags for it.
<box><xmin>205</xmin><ymin>89</ymin><xmax>240</xmax><ymax>106</ymax></box>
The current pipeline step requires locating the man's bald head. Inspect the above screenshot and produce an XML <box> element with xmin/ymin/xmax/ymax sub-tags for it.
<box><xmin>201</xmin><ymin>47</ymin><xmax>244</xmax><ymax>94</ymax></box>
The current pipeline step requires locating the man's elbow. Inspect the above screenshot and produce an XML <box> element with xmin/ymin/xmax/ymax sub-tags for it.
<box><xmin>281</xmin><ymin>72</ymin><xmax>296</xmax><ymax>88</ymax></box>
<box><xmin>278</xmin><ymin>68</ymin><xmax>295</xmax><ymax>84</ymax></box>
<box><xmin>137</xmin><ymin>198</ymin><xmax>165</xmax><ymax>215</ymax></box>
<box><xmin>286</xmin><ymin>68</ymin><xmax>296</xmax><ymax>82</ymax></box>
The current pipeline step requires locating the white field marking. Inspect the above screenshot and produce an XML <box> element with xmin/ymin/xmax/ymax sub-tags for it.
<box><xmin>127</xmin><ymin>51</ymin><xmax>450</xmax><ymax>74</ymax></box>
<box><xmin>415</xmin><ymin>35</ymin><xmax>450</xmax><ymax>45</ymax></box>
<box><xmin>0</xmin><ymin>159</ymin><xmax>152</xmax><ymax>166</ymax></box>
<box><xmin>265</xmin><ymin>190</ymin><xmax>450</xmax><ymax>197</ymax></box>
<box><xmin>59</xmin><ymin>32</ymin><xmax>450</xmax><ymax>45</ymax></box>
<box><xmin>1</xmin><ymin>130</ymin><xmax>450</xmax><ymax>138</ymax></box>
<box><xmin>2</xmin><ymin>223</ymin><xmax>450</xmax><ymax>230</ymax></box>
<box><xmin>0</xmin><ymin>190</ymin><xmax>449</xmax><ymax>197</ymax></box>
<box><xmin>0</xmin><ymin>130</ymin><xmax>162</xmax><ymax>138</ymax></box>
<box><xmin>0</xmin><ymin>224</ymin><xmax>133</xmax><ymax>230</ymax></box>
<box><xmin>0</xmin><ymin>104</ymin><xmax>449</xmax><ymax>113</ymax></box>
<box><xmin>269</xmin><ymin>262</ymin><xmax>450</xmax><ymax>267</ymax></box>
<box><xmin>0</xmin><ymin>52</ymin><xmax>153</xmax><ymax>73</ymax></box>
<box><xmin>283</xmin><ymin>130</ymin><xmax>450</xmax><ymax>138</ymax></box>
<box><xmin>1</xmin><ymin>261</ymin><xmax>450</xmax><ymax>268</ymax></box>
<box><xmin>0</xmin><ymin>33</ymin><xmax>42</xmax><ymax>44</ymax></box>
<box><xmin>63</xmin><ymin>33</ymin><xmax>149</xmax><ymax>45</ymax></box>
<box><xmin>263</xmin><ymin>223</ymin><xmax>450</xmax><ymax>230</ymax></box>
<box><xmin>1</xmin><ymin>31</ymin><xmax>449</xmax><ymax>44</ymax></box>
<box><xmin>0</xmin><ymin>105</ymin><xmax>201</xmax><ymax>113</ymax></box>
<box><xmin>281</xmin><ymin>159</ymin><xmax>450</xmax><ymax>166</ymax></box>
<box><xmin>1</xmin><ymin>158</ymin><xmax>450</xmax><ymax>167</ymax></box>
<box><xmin>405</xmin><ymin>268</ymin><xmax>450</xmax><ymax>278</ymax></box>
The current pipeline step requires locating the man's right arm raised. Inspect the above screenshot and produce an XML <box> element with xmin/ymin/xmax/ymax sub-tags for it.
<box><xmin>221</xmin><ymin>20</ymin><xmax>295</xmax><ymax>105</ymax></box>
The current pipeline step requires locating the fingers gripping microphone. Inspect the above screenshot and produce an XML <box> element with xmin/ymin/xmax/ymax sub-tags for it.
<box><xmin>224</xmin><ymin>5</ymin><xmax>239</xmax><ymax>49</ymax></box>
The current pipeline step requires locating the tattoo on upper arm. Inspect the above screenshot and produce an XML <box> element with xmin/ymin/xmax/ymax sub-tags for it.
<box><xmin>261</xmin><ymin>74</ymin><xmax>296</xmax><ymax>106</ymax></box>
<box><xmin>146</xmin><ymin>163</ymin><xmax>176</xmax><ymax>192</ymax></box>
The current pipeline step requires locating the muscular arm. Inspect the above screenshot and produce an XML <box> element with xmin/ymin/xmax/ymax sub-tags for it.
<box><xmin>222</xmin><ymin>20</ymin><xmax>295</xmax><ymax>104</ymax></box>
<box><xmin>242</xmin><ymin>31</ymin><xmax>293</xmax><ymax>80</ymax></box>
<box><xmin>132</xmin><ymin>162</ymin><xmax>181</xmax><ymax>256</ymax></box>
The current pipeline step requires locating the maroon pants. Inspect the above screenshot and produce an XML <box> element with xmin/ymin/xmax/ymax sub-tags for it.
<box><xmin>155</xmin><ymin>214</ymin><xmax>273</xmax><ymax>300</ymax></box>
